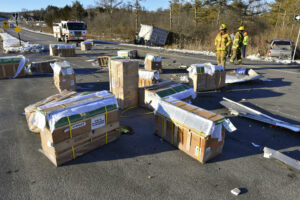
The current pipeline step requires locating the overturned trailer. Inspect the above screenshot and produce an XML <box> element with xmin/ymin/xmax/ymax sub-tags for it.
<box><xmin>135</xmin><ymin>24</ymin><xmax>169</xmax><ymax>46</ymax></box>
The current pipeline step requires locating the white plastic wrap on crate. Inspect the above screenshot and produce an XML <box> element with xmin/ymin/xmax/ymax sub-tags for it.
<box><xmin>0</xmin><ymin>55</ymin><xmax>27</xmax><ymax>78</ymax></box>
<box><xmin>49</xmin><ymin>44</ymin><xmax>76</xmax><ymax>49</ymax></box>
<box><xmin>138</xmin><ymin>69</ymin><xmax>159</xmax><ymax>80</ymax></box>
<box><xmin>144</xmin><ymin>54</ymin><xmax>162</xmax><ymax>62</ymax></box>
<box><xmin>50</xmin><ymin>61</ymin><xmax>74</xmax><ymax>75</ymax></box>
<box><xmin>154</xmin><ymin>97</ymin><xmax>216</xmax><ymax>136</ymax></box>
<box><xmin>117</xmin><ymin>50</ymin><xmax>136</xmax><ymax>58</ymax></box>
<box><xmin>187</xmin><ymin>63</ymin><xmax>224</xmax><ymax>76</ymax></box>
<box><xmin>34</xmin><ymin>91</ymin><xmax>118</xmax><ymax>133</ymax></box>
<box><xmin>147</xmin><ymin>82</ymin><xmax>196</xmax><ymax>110</ymax></box>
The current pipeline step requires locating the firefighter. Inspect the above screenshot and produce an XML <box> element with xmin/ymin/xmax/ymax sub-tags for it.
<box><xmin>215</xmin><ymin>24</ymin><xmax>231</xmax><ymax>68</ymax></box>
<box><xmin>243</xmin><ymin>31</ymin><xmax>249</xmax><ymax>58</ymax></box>
<box><xmin>230</xmin><ymin>26</ymin><xmax>245</xmax><ymax>64</ymax></box>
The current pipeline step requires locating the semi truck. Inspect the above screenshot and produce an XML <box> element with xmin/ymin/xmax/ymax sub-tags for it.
<box><xmin>53</xmin><ymin>21</ymin><xmax>87</xmax><ymax>43</ymax></box>
<box><xmin>135</xmin><ymin>24</ymin><xmax>169</xmax><ymax>46</ymax></box>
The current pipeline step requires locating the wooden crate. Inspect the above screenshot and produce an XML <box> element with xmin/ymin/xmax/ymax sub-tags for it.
<box><xmin>110</xmin><ymin>59</ymin><xmax>139</xmax><ymax>109</ymax></box>
<box><xmin>154</xmin><ymin>98</ymin><xmax>225</xmax><ymax>163</ymax></box>
<box><xmin>98</xmin><ymin>56</ymin><xmax>110</xmax><ymax>67</ymax></box>
<box><xmin>0</xmin><ymin>56</ymin><xmax>26</xmax><ymax>79</ymax></box>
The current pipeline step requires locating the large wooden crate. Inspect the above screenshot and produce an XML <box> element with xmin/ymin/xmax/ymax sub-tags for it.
<box><xmin>117</xmin><ymin>50</ymin><xmax>138</xmax><ymax>59</ymax></box>
<box><xmin>98</xmin><ymin>56</ymin><xmax>110</xmax><ymax>67</ymax></box>
<box><xmin>49</xmin><ymin>44</ymin><xmax>76</xmax><ymax>57</ymax></box>
<box><xmin>110</xmin><ymin>59</ymin><xmax>139</xmax><ymax>109</ymax></box>
<box><xmin>154</xmin><ymin>97</ymin><xmax>225</xmax><ymax>163</ymax></box>
<box><xmin>188</xmin><ymin>64</ymin><xmax>226</xmax><ymax>92</ymax></box>
<box><xmin>138</xmin><ymin>81</ymin><xmax>196</xmax><ymax>109</ymax></box>
<box><xmin>35</xmin><ymin>91</ymin><xmax>120</xmax><ymax>166</ymax></box>
<box><xmin>0</xmin><ymin>56</ymin><xmax>26</xmax><ymax>79</ymax></box>
<box><xmin>138</xmin><ymin>69</ymin><xmax>159</xmax><ymax>87</ymax></box>
<box><xmin>81</xmin><ymin>41</ymin><xmax>93</xmax><ymax>51</ymax></box>
<box><xmin>52</xmin><ymin>61</ymin><xmax>76</xmax><ymax>93</ymax></box>
<box><xmin>144</xmin><ymin>54</ymin><xmax>162</xmax><ymax>71</ymax></box>
<box><xmin>24</xmin><ymin>91</ymin><xmax>76</xmax><ymax>133</ymax></box>
<box><xmin>30</xmin><ymin>60</ymin><xmax>56</xmax><ymax>74</ymax></box>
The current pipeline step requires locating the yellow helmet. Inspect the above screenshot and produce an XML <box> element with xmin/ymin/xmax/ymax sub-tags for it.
<box><xmin>219</xmin><ymin>24</ymin><xmax>226</xmax><ymax>30</ymax></box>
<box><xmin>238</xmin><ymin>26</ymin><xmax>245</xmax><ymax>31</ymax></box>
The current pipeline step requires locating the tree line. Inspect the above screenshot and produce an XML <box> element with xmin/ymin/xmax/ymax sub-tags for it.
<box><xmin>21</xmin><ymin>0</ymin><xmax>300</xmax><ymax>55</ymax></box>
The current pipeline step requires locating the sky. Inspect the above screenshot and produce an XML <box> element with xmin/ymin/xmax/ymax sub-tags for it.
<box><xmin>0</xmin><ymin>0</ymin><xmax>170</xmax><ymax>12</ymax></box>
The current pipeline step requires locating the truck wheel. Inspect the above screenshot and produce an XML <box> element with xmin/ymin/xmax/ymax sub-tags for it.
<box><xmin>56</xmin><ymin>35</ymin><xmax>61</xmax><ymax>42</ymax></box>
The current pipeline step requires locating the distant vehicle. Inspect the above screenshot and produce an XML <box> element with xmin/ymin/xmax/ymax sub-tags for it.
<box><xmin>135</xmin><ymin>24</ymin><xmax>169</xmax><ymax>46</ymax></box>
<box><xmin>268</xmin><ymin>39</ymin><xmax>293</xmax><ymax>59</ymax></box>
<box><xmin>53</xmin><ymin>21</ymin><xmax>87</xmax><ymax>43</ymax></box>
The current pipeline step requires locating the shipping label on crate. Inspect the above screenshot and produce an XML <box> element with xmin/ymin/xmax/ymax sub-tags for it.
<box><xmin>64</xmin><ymin>121</ymin><xmax>87</xmax><ymax>133</ymax></box>
<box><xmin>91</xmin><ymin>115</ymin><xmax>105</xmax><ymax>130</ymax></box>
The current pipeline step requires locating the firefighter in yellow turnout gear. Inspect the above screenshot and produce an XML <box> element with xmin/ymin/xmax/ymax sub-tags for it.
<box><xmin>215</xmin><ymin>24</ymin><xmax>231</xmax><ymax>68</ymax></box>
<box><xmin>230</xmin><ymin>26</ymin><xmax>244</xmax><ymax>64</ymax></box>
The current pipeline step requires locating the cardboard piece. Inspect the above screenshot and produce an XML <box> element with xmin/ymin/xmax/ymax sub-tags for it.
<box><xmin>225</xmin><ymin>69</ymin><xmax>263</xmax><ymax>84</ymax></box>
<box><xmin>138</xmin><ymin>69</ymin><xmax>159</xmax><ymax>87</ymax></box>
<box><xmin>24</xmin><ymin>91</ymin><xmax>76</xmax><ymax>133</ymax></box>
<box><xmin>138</xmin><ymin>81</ymin><xmax>196</xmax><ymax>109</ymax></box>
<box><xmin>30</xmin><ymin>60</ymin><xmax>57</xmax><ymax>74</ymax></box>
<box><xmin>117</xmin><ymin>50</ymin><xmax>138</xmax><ymax>59</ymax></box>
<box><xmin>49</xmin><ymin>44</ymin><xmax>76</xmax><ymax>57</ymax></box>
<box><xmin>110</xmin><ymin>59</ymin><xmax>139</xmax><ymax>109</ymax></box>
<box><xmin>36</xmin><ymin>91</ymin><xmax>120</xmax><ymax>166</ymax></box>
<box><xmin>154</xmin><ymin>98</ymin><xmax>225</xmax><ymax>163</ymax></box>
<box><xmin>51</xmin><ymin>61</ymin><xmax>76</xmax><ymax>93</ymax></box>
<box><xmin>144</xmin><ymin>54</ymin><xmax>162</xmax><ymax>71</ymax></box>
<box><xmin>264</xmin><ymin>147</ymin><xmax>300</xmax><ymax>171</ymax></box>
<box><xmin>0</xmin><ymin>56</ymin><xmax>26</xmax><ymax>79</ymax></box>
<box><xmin>188</xmin><ymin>63</ymin><xmax>226</xmax><ymax>92</ymax></box>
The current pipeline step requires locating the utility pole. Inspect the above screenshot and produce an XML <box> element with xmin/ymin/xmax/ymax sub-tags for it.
<box><xmin>292</xmin><ymin>15</ymin><xmax>300</xmax><ymax>62</ymax></box>
<box><xmin>135</xmin><ymin>0</ymin><xmax>139</xmax><ymax>33</ymax></box>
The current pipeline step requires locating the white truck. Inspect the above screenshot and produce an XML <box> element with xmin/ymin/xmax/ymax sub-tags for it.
<box><xmin>53</xmin><ymin>21</ymin><xmax>87</xmax><ymax>43</ymax></box>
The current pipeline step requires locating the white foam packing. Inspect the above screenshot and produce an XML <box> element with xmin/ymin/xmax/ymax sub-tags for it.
<box><xmin>50</xmin><ymin>61</ymin><xmax>74</xmax><ymax>75</ymax></box>
<box><xmin>188</xmin><ymin>63</ymin><xmax>224</xmax><ymax>76</ymax></box>
<box><xmin>139</xmin><ymin>70</ymin><xmax>159</xmax><ymax>80</ymax></box>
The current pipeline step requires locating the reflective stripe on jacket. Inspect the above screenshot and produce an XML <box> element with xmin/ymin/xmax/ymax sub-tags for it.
<box><xmin>215</xmin><ymin>32</ymin><xmax>231</xmax><ymax>51</ymax></box>
<box><xmin>243</xmin><ymin>35</ymin><xmax>248</xmax><ymax>46</ymax></box>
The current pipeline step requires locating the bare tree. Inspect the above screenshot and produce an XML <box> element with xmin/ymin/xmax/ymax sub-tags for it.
<box><xmin>97</xmin><ymin>0</ymin><xmax>123</xmax><ymax>33</ymax></box>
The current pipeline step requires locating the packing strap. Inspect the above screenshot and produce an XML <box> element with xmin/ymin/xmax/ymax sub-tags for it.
<box><xmin>60</xmin><ymin>104</ymin><xmax>76</xmax><ymax>160</ymax></box>
<box><xmin>105</xmin><ymin>106</ymin><xmax>108</xmax><ymax>144</ymax></box>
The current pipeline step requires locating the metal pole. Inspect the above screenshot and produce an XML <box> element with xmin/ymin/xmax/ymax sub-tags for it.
<box><xmin>292</xmin><ymin>26</ymin><xmax>300</xmax><ymax>62</ymax></box>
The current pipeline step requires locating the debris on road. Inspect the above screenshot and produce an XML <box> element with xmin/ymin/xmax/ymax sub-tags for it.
<box><xmin>251</xmin><ymin>142</ymin><xmax>260</xmax><ymax>148</ymax></box>
<box><xmin>51</xmin><ymin>61</ymin><xmax>76</xmax><ymax>93</ymax></box>
<box><xmin>49</xmin><ymin>44</ymin><xmax>76</xmax><ymax>57</ymax></box>
<box><xmin>225</xmin><ymin>68</ymin><xmax>263</xmax><ymax>84</ymax></box>
<box><xmin>0</xmin><ymin>55</ymin><xmax>27</xmax><ymax>79</ymax></box>
<box><xmin>187</xmin><ymin>63</ymin><xmax>226</xmax><ymax>92</ymax></box>
<box><xmin>231</xmin><ymin>188</ymin><xmax>241</xmax><ymax>196</ymax></box>
<box><xmin>138</xmin><ymin>69</ymin><xmax>159</xmax><ymax>87</ymax></box>
<box><xmin>144</xmin><ymin>54</ymin><xmax>162</xmax><ymax>71</ymax></box>
<box><xmin>24</xmin><ymin>91</ymin><xmax>76</xmax><ymax>133</ymax></box>
<box><xmin>81</xmin><ymin>41</ymin><xmax>93</xmax><ymax>51</ymax></box>
<box><xmin>0</xmin><ymin>31</ymin><xmax>45</xmax><ymax>53</ymax></box>
<box><xmin>154</xmin><ymin>97</ymin><xmax>232</xmax><ymax>163</ymax></box>
<box><xmin>138</xmin><ymin>80</ymin><xmax>196</xmax><ymax>109</ymax></box>
<box><xmin>28</xmin><ymin>59</ymin><xmax>57</xmax><ymax>74</ymax></box>
<box><xmin>98</xmin><ymin>56</ymin><xmax>110</xmax><ymax>67</ymax></box>
<box><xmin>263</xmin><ymin>147</ymin><xmax>300</xmax><ymax>171</ymax></box>
<box><xmin>220</xmin><ymin>97</ymin><xmax>300</xmax><ymax>132</ymax></box>
<box><xmin>117</xmin><ymin>49</ymin><xmax>138</xmax><ymax>59</ymax></box>
<box><xmin>110</xmin><ymin>59</ymin><xmax>139</xmax><ymax>109</ymax></box>
<box><xmin>31</xmin><ymin>90</ymin><xmax>120</xmax><ymax>166</ymax></box>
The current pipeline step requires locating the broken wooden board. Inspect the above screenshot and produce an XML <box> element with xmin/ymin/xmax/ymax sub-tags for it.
<box><xmin>220</xmin><ymin>97</ymin><xmax>300</xmax><ymax>132</ymax></box>
<box><xmin>225</xmin><ymin>69</ymin><xmax>263</xmax><ymax>84</ymax></box>
<box><xmin>264</xmin><ymin>147</ymin><xmax>300</xmax><ymax>171</ymax></box>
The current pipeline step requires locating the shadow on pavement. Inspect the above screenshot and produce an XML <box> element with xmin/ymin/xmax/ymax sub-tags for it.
<box><xmin>76</xmin><ymin>81</ymin><xmax>109</xmax><ymax>92</ymax></box>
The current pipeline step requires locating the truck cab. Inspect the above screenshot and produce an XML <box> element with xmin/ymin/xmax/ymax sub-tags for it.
<box><xmin>53</xmin><ymin>21</ymin><xmax>87</xmax><ymax>43</ymax></box>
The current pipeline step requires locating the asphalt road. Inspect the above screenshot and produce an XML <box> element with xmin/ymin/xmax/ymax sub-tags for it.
<box><xmin>0</xmin><ymin>27</ymin><xmax>300</xmax><ymax>200</ymax></box>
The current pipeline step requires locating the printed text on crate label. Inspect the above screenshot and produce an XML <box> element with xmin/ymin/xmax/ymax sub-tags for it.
<box><xmin>91</xmin><ymin>115</ymin><xmax>105</xmax><ymax>130</ymax></box>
